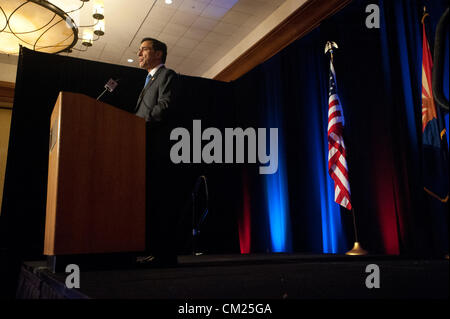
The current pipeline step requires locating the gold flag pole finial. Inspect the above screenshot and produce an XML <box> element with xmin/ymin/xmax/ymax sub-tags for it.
<box><xmin>325</xmin><ymin>41</ymin><xmax>338</xmax><ymax>62</ymax></box>
<box><xmin>422</xmin><ymin>6</ymin><xmax>429</xmax><ymax>24</ymax></box>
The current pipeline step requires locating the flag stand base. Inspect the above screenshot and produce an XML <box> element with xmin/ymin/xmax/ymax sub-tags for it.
<box><xmin>345</xmin><ymin>242</ymin><xmax>368</xmax><ymax>256</ymax></box>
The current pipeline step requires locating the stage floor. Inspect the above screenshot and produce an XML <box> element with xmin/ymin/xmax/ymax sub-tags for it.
<box><xmin>16</xmin><ymin>253</ymin><xmax>448</xmax><ymax>300</ymax></box>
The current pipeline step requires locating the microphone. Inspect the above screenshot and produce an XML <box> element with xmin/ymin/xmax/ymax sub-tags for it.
<box><xmin>97</xmin><ymin>78</ymin><xmax>119</xmax><ymax>101</ymax></box>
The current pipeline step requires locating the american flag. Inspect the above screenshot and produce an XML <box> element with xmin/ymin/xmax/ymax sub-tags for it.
<box><xmin>327</xmin><ymin>61</ymin><xmax>352</xmax><ymax>210</ymax></box>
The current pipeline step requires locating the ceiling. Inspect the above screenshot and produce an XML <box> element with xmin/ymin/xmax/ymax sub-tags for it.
<box><xmin>51</xmin><ymin>0</ymin><xmax>288</xmax><ymax>78</ymax></box>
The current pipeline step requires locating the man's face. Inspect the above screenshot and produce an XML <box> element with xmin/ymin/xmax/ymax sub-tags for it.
<box><xmin>138</xmin><ymin>40</ymin><xmax>161</xmax><ymax>70</ymax></box>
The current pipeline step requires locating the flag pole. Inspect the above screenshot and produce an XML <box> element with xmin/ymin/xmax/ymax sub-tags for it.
<box><xmin>345</xmin><ymin>207</ymin><xmax>368</xmax><ymax>255</ymax></box>
<box><xmin>421</xmin><ymin>8</ymin><xmax>449</xmax><ymax>260</ymax></box>
<box><xmin>324</xmin><ymin>41</ymin><xmax>368</xmax><ymax>256</ymax></box>
<box><xmin>421</xmin><ymin>6</ymin><xmax>429</xmax><ymax>25</ymax></box>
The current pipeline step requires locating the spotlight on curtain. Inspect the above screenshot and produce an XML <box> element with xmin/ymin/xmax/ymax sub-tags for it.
<box><xmin>0</xmin><ymin>0</ymin><xmax>105</xmax><ymax>55</ymax></box>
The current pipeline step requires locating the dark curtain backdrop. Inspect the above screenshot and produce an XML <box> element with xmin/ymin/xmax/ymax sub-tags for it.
<box><xmin>232</xmin><ymin>0</ymin><xmax>449</xmax><ymax>256</ymax></box>
<box><xmin>1</xmin><ymin>0</ymin><xmax>449</xmax><ymax>299</ymax></box>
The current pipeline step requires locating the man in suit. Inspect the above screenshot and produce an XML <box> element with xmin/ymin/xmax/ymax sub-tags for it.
<box><xmin>135</xmin><ymin>38</ymin><xmax>180</xmax><ymax>267</ymax></box>
<box><xmin>135</xmin><ymin>37</ymin><xmax>177</xmax><ymax>122</ymax></box>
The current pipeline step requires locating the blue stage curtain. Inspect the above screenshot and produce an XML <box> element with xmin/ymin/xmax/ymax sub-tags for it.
<box><xmin>234</xmin><ymin>0</ymin><xmax>448</xmax><ymax>256</ymax></box>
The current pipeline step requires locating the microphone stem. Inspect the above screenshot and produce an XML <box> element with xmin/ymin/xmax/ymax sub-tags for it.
<box><xmin>97</xmin><ymin>88</ymin><xmax>108</xmax><ymax>101</ymax></box>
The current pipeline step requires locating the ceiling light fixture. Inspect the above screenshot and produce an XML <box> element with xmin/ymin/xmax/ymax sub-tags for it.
<box><xmin>127</xmin><ymin>58</ymin><xmax>133</xmax><ymax>63</ymax></box>
<box><xmin>165</xmin><ymin>0</ymin><xmax>173</xmax><ymax>5</ymax></box>
<box><xmin>0</xmin><ymin>0</ymin><xmax>105</xmax><ymax>55</ymax></box>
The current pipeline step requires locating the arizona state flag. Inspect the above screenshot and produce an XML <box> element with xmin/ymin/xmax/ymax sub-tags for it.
<box><xmin>421</xmin><ymin>20</ymin><xmax>448</xmax><ymax>203</ymax></box>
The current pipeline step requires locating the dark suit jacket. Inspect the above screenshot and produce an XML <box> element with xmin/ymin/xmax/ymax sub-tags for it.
<box><xmin>135</xmin><ymin>66</ymin><xmax>177</xmax><ymax>122</ymax></box>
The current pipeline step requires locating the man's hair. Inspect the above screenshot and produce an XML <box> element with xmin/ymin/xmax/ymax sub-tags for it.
<box><xmin>141</xmin><ymin>37</ymin><xmax>167</xmax><ymax>63</ymax></box>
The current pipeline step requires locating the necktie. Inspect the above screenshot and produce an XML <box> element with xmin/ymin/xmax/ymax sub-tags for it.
<box><xmin>144</xmin><ymin>73</ymin><xmax>152</xmax><ymax>88</ymax></box>
<box><xmin>137</xmin><ymin>74</ymin><xmax>152</xmax><ymax>109</ymax></box>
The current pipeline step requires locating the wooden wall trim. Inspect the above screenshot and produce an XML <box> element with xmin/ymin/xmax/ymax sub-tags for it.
<box><xmin>213</xmin><ymin>0</ymin><xmax>352</xmax><ymax>82</ymax></box>
<box><xmin>0</xmin><ymin>81</ymin><xmax>15</xmax><ymax>108</ymax></box>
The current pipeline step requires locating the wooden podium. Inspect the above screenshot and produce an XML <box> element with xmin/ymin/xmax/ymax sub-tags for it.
<box><xmin>44</xmin><ymin>92</ymin><xmax>146</xmax><ymax>257</ymax></box>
